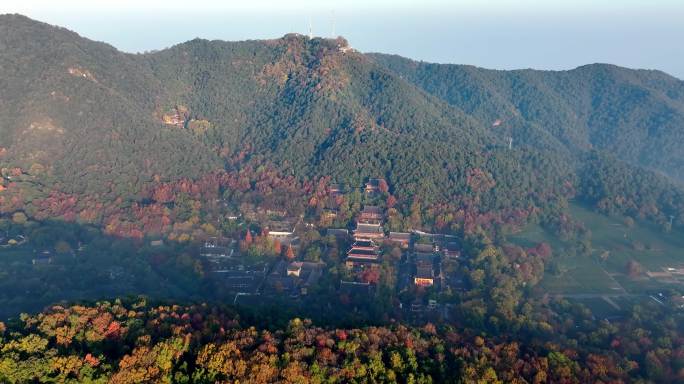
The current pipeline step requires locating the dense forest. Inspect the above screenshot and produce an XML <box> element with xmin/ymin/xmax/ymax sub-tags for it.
<box><xmin>368</xmin><ymin>53</ymin><xmax>684</xmax><ymax>182</ymax></box>
<box><xmin>0</xmin><ymin>298</ymin><xmax>682</xmax><ymax>383</ymax></box>
<box><xmin>1</xmin><ymin>14</ymin><xmax>683</xmax><ymax>240</ymax></box>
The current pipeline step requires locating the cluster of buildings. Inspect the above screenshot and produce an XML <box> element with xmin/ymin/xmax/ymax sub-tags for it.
<box><xmin>333</xmin><ymin>179</ymin><xmax>391</xmax><ymax>290</ymax></box>
<box><xmin>31</xmin><ymin>249</ymin><xmax>53</xmax><ymax>266</ymax></box>
<box><xmin>352</xmin><ymin>205</ymin><xmax>385</xmax><ymax>240</ymax></box>
<box><xmin>196</xmin><ymin>237</ymin><xmax>237</xmax><ymax>272</ymax></box>
<box><xmin>346</xmin><ymin>205</ymin><xmax>386</xmax><ymax>271</ymax></box>
<box><xmin>389</xmin><ymin>232</ymin><xmax>411</xmax><ymax>248</ymax></box>
<box><xmin>215</xmin><ymin>266</ymin><xmax>267</xmax><ymax>298</ymax></box>
<box><xmin>265</xmin><ymin>218</ymin><xmax>300</xmax><ymax>250</ymax></box>
<box><xmin>393</xmin><ymin>232</ymin><xmax>463</xmax><ymax>304</ymax></box>
<box><xmin>264</xmin><ymin>260</ymin><xmax>323</xmax><ymax>297</ymax></box>
<box><xmin>412</xmin><ymin>243</ymin><xmax>437</xmax><ymax>287</ymax></box>
<box><xmin>161</xmin><ymin>105</ymin><xmax>188</xmax><ymax>128</ymax></box>
<box><xmin>364</xmin><ymin>178</ymin><xmax>386</xmax><ymax>195</ymax></box>
<box><xmin>200</xmin><ymin>237</ymin><xmax>233</xmax><ymax>261</ymax></box>
<box><xmin>201</xmin><ymin>177</ymin><xmax>465</xmax><ymax>312</ymax></box>
<box><xmin>198</xmin><ymin>237</ymin><xmax>267</xmax><ymax>297</ymax></box>
<box><xmin>209</xmin><ymin>258</ymin><xmax>324</xmax><ymax>305</ymax></box>
<box><xmin>646</xmin><ymin>266</ymin><xmax>684</xmax><ymax>282</ymax></box>
<box><xmin>0</xmin><ymin>234</ymin><xmax>26</xmax><ymax>248</ymax></box>
<box><xmin>343</xmin><ymin>178</ymin><xmax>459</xmax><ymax>293</ymax></box>
<box><xmin>345</xmin><ymin>239</ymin><xmax>380</xmax><ymax>270</ymax></box>
<box><xmin>199</xmin><ymin>231</ymin><xmax>320</xmax><ymax>304</ymax></box>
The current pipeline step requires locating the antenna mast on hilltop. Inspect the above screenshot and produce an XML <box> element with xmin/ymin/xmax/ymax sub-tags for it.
<box><xmin>308</xmin><ymin>18</ymin><xmax>313</xmax><ymax>39</ymax></box>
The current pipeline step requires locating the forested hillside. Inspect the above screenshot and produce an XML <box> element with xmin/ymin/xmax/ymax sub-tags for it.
<box><xmin>0</xmin><ymin>14</ymin><xmax>579</xmax><ymax>237</ymax></box>
<box><xmin>0</xmin><ymin>14</ymin><xmax>221</xmax><ymax>197</ymax></box>
<box><xmin>1</xmin><ymin>14</ymin><xmax>683</xmax><ymax>242</ymax></box>
<box><xmin>370</xmin><ymin>53</ymin><xmax>684</xmax><ymax>181</ymax></box>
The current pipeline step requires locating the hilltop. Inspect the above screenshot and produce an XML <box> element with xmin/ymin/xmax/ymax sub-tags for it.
<box><xmin>0</xmin><ymin>14</ymin><xmax>682</xmax><ymax>239</ymax></box>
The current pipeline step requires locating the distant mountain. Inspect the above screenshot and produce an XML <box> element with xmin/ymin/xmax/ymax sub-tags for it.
<box><xmin>369</xmin><ymin>53</ymin><xmax>684</xmax><ymax>181</ymax></box>
<box><xmin>0</xmin><ymin>14</ymin><xmax>682</xmax><ymax>233</ymax></box>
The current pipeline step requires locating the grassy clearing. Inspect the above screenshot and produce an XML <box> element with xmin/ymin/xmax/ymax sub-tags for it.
<box><xmin>508</xmin><ymin>224</ymin><xmax>562</xmax><ymax>250</ymax></box>
<box><xmin>570</xmin><ymin>297</ymin><xmax>623</xmax><ymax>319</ymax></box>
<box><xmin>569</xmin><ymin>204</ymin><xmax>684</xmax><ymax>272</ymax></box>
<box><xmin>537</xmin><ymin>257</ymin><xmax>620</xmax><ymax>295</ymax></box>
<box><xmin>511</xmin><ymin>202</ymin><xmax>684</xmax><ymax>296</ymax></box>
<box><xmin>567</xmin><ymin>295</ymin><xmax>656</xmax><ymax>320</ymax></box>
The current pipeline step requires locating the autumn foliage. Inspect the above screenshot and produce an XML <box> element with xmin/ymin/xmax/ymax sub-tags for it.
<box><xmin>1</xmin><ymin>301</ymin><xmax>670</xmax><ymax>383</ymax></box>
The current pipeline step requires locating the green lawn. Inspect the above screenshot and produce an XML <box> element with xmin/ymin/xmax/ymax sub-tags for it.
<box><xmin>567</xmin><ymin>295</ymin><xmax>656</xmax><ymax>320</ymax></box>
<box><xmin>569</xmin><ymin>204</ymin><xmax>684</xmax><ymax>272</ymax></box>
<box><xmin>536</xmin><ymin>257</ymin><xmax>622</xmax><ymax>295</ymax></box>
<box><xmin>570</xmin><ymin>297</ymin><xmax>623</xmax><ymax>319</ymax></box>
<box><xmin>511</xmin><ymin>202</ymin><xmax>684</xmax><ymax>296</ymax></box>
<box><xmin>508</xmin><ymin>224</ymin><xmax>563</xmax><ymax>250</ymax></box>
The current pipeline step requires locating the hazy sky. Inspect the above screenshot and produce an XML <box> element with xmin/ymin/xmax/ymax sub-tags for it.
<box><xmin>2</xmin><ymin>0</ymin><xmax>683</xmax><ymax>79</ymax></box>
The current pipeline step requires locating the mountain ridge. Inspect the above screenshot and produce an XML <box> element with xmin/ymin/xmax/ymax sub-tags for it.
<box><xmin>368</xmin><ymin>52</ymin><xmax>684</xmax><ymax>181</ymax></box>
<box><xmin>0</xmin><ymin>14</ymin><xmax>682</xmax><ymax>238</ymax></box>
